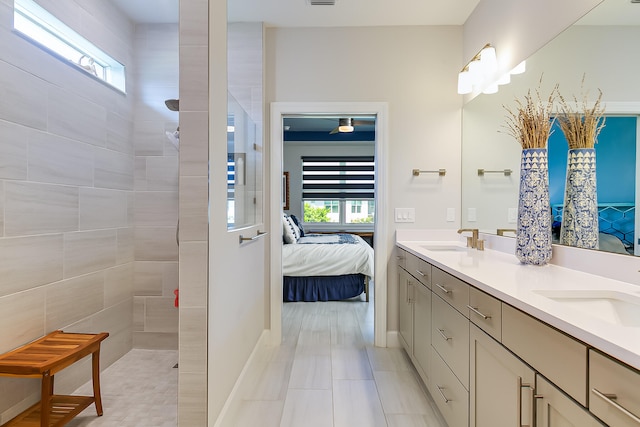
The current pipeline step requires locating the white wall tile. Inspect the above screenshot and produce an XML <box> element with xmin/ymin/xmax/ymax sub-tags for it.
<box><xmin>47</xmin><ymin>86</ymin><xmax>107</xmax><ymax>147</ymax></box>
<box><xmin>4</xmin><ymin>182</ymin><xmax>79</xmax><ymax>236</ymax></box>
<box><xmin>117</xmin><ymin>227</ymin><xmax>135</xmax><ymax>264</ymax></box>
<box><xmin>45</xmin><ymin>271</ymin><xmax>105</xmax><ymax>331</ymax></box>
<box><xmin>134</xmin><ymin>261</ymin><xmax>165</xmax><ymax>296</ymax></box>
<box><xmin>0</xmin><ymin>61</ymin><xmax>48</xmax><ymax>131</ymax></box>
<box><xmin>178</xmin><ymin>307</ymin><xmax>206</xmax><ymax>373</ymax></box>
<box><xmin>95</xmin><ymin>147</ymin><xmax>134</xmax><ymax>190</ymax></box>
<box><xmin>178</xmin><ymin>242</ymin><xmax>207</xmax><ymax>308</ymax></box>
<box><xmin>0</xmin><ymin>288</ymin><xmax>46</xmax><ymax>353</ymax></box>
<box><xmin>28</xmin><ymin>130</ymin><xmax>94</xmax><ymax>186</ymax></box>
<box><xmin>178</xmin><ymin>112</ymin><xmax>209</xmax><ymax>177</ymax></box>
<box><xmin>106</xmin><ymin>111</ymin><xmax>134</xmax><ymax>155</ymax></box>
<box><xmin>134</xmin><ymin>120</ymin><xmax>166</xmax><ymax>156</ymax></box>
<box><xmin>179</xmin><ymin>45</ymin><xmax>209</xmax><ymax>112</ymax></box>
<box><xmin>133</xmin><ymin>331</ymin><xmax>178</xmax><ymax>349</ymax></box>
<box><xmin>0</xmin><ymin>120</ymin><xmax>28</xmax><ymax>180</ymax></box>
<box><xmin>144</xmin><ymin>297</ymin><xmax>178</xmax><ymax>333</ymax></box>
<box><xmin>64</xmin><ymin>229</ymin><xmax>117</xmax><ymax>278</ymax></box>
<box><xmin>146</xmin><ymin>156</ymin><xmax>179</xmax><ymax>191</ymax></box>
<box><xmin>105</xmin><ymin>262</ymin><xmax>134</xmax><ymax>307</ymax></box>
<box><xmin>179</xmin><ymin>0</ymin><xmax>208</xmax><ymax>46</ymax></box>
<box><xmin>135</xmin><ymin>227</ymin><xmax>178</xmax><ymax>261</ymax></box>
<box><xmin>135</xmin><ymin>191</ymin><xmax>179</xmax><ymax>227</ymax></box>
<box><xmin>79</xmin><ymin>187</ymin><xmax>129</xmax><ymax>230</ymax></box>
<box><xmin>92</xmin><ymin>298</ymin><xmax>134</xmax><ymax>336</ymax></box>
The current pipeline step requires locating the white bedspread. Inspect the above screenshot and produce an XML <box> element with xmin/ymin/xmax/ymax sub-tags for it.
<box><xmin>282</xmin><ymin>234</ymin><xmax>374</xmax><ymax>278</ymax></box>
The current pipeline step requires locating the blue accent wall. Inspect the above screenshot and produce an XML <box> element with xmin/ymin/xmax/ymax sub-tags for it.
<box><xmin>549</xmin><ymin>116</ymin><xmax>637</xmax><ymax>205</ymax></box>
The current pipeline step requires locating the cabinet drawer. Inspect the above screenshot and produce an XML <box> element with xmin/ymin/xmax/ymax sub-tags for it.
<box><xmin>502</xmin><ymin>304</ymin><xmax>587</xmax><ymax>406</ymax></box>
<box><xmin>589</xmin><ymin>350</ymin><xmax>640</xmax><ymax>427</ymax></box>
<box><xmin>432</xmin><ymin>294</ymin><xmax>469</xmax><ymax>390</ymax></box>
<box><xmin>405</xmin><ymin>252</ymin><xmax>432</xmax><ymax>288</ymax></box>
<box><xmin>468</xmin><ymin>287</ymin><xmax>502</xmax><ymax>341</ymax></box>
<box><xmin>431</xmin><ymin>347</ymin><xmax>469</xmax><ymax>427</ymax></box>
<box><xmin>432</xmin><ymin>267</ymin><xmax>469</xmax><ymax>315</ymax></box>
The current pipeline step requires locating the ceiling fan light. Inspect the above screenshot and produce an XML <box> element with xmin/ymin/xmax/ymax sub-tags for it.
<box><xmin>338</xmin><ymin>118</ymin><xmax>354</xmax><ymax>133</ymax></box>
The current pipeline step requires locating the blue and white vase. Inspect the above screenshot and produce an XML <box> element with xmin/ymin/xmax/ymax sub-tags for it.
<box><xmin>515</xmin><ymin>148</ymin><xmax>552</xmax><ymax>265</ymax></box>
<box><xmin>559</xmin><ymin>148</ymin><xmax>599</xmax><ymax>249</ymax></box>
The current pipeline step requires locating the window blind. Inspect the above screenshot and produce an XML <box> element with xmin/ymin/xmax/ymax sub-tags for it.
<box><xmin>302</xmin><ymin>156</ymin><xmax>375</xmax><ymax>200</ymax></box>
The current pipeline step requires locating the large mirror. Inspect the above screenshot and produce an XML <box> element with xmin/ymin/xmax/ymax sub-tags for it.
<box><xmin>461</xmin><ymin>0</ymin><xmax>639</xmax><ymax>256</ymax></box>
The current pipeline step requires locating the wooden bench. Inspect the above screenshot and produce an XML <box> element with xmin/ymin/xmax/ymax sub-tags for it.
<box><xmin>0</xmin><ymin>331</ymin><xmax>109</xmax><ymax>427</ymax></box>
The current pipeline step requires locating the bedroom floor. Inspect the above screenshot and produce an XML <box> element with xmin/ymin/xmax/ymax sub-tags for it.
<box><xmin>65</xmin><ymin>289</ymin><xmax>446</xmax><ymax>427</ymax></box>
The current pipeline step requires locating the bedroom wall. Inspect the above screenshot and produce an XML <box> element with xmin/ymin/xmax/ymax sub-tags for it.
<box><xmin>266</xmin><ymin>25</ymin><xmax>463</xmax><ymax>333</ymax></box>
<box><xmin>283</xmin><ymin>141</ymin><xmax>375</xmax><ymax>222</ymax></box>
<box><xmin>0</xmin><ymin>0</ymin><xmax>135</xmax><ymax>422</ymax></box>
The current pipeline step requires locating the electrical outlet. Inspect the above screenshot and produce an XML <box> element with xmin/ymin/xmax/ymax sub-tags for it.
<box><xmin>395</xmin><ymin>208</ymin><xmax>415</xmax><ymax>223</ymax></box>
<box><xmin>467</xmin><ymin>207</ymin><xmax>477</xmax><ymax>222</ymax></box>
<box><xmin>508</xmin><ymin>208</ymin><xmax>517</xmax><ymax>223</ymax></box>
<box><xmin>446</xmin><ymin>208</ymin><xmax>455</xmax><ymax>222</ymax></box>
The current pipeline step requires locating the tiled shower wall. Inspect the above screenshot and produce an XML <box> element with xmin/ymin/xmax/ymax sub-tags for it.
<box><xmin>0</xmin><ymin>0</ymin><xmax>135</xmax><ymax>423</ymax></box>
<box><xmin>132</xmin><ymin>24</ymin><xmax>180</xmax><ymax>350</ymax></box>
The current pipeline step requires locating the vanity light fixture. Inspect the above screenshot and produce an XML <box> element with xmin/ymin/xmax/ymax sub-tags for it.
<box><xmin>457</xmin><ymin>44</ymin><xmax>527</xmax><ymax>95</ymax></box>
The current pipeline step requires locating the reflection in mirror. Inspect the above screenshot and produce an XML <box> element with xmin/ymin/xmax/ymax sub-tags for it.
<box><xmin>461</xmin><ymin>0</ymin><xmax>639</xmax><ymax>256</ymax></box>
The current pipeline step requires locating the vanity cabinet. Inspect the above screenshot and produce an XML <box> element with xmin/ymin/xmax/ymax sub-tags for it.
<box><xmin>432</xmin><ymin>293</ymin><xmax>469</xmax><ymax>389</ymax></box>
<box><xmin>536</xmin><ymin>375</ymin><xmax>606</xmax><ymax>427</ymax></box>
<box><xmin>589</xmin><ymin>349</ymin><xmax>640</xmax><ymax>427</ymax></box>
<box><xmin>397</xmin><ymin>250</ymin><xmax>432</xmax><ymax>386</ymax></box>
<box><xmin>470</xmin><ymin>324</ymin><xmax>535</xmax><ymax>427</ymax></box>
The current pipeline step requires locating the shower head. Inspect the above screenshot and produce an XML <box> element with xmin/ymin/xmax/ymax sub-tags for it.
<box><xmin>165</xmin><ymin>99</ymin><xmax>179</xmax><ymax>111</ymax></box>
<box><xmin>166</xmin><ymin>130</ymin><xmax>179</xmax><ymax>150</ymax></box>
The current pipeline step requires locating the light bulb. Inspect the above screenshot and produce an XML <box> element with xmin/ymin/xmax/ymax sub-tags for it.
<box><xmin>457</xmin><ymin>71</ymin><xmax>472</xmax><ymax>94</ymax></box>
<box><xmin>480</xmin><ymin>46</ymin><xmax>497</xmax><ymax>76</ymax></box>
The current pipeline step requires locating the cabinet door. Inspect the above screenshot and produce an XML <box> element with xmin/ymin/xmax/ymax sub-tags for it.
<box><xmin>413</xmin><ymin>281</ymin><xmax>431</xmax><ymax>384</ymax></box>
<box><xmin>535</xmin><ymin>375</ymin><xmax>605</xmax><ymax>427</ymax></box>
<box><xmin>470</xmin><ymin>324</ymin><xmax>535</xmax><ymax>427</ymax></box>
<box><xmin>432</xmin><ymin>293</ymin><xmax>469</xmax><ymax>389</ymax></box>
<box><xmin>398</xmin><ymin>268</ymin><xmax>413</xmax><ymax>353</ymax></box>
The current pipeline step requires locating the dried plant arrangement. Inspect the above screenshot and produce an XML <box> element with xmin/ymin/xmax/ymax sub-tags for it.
<box><xmin>556</xmin><ymin>77</ymin><xmax>606</xmax><ymax>148</ymax></box>
<box><xmin>503</xmin><ymin>82</ymin><xmax>558</xmax><ymax>149</ymax></box>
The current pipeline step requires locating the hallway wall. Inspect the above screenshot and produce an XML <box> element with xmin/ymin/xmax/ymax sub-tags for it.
<box><xmin>0</xmin><ymin>0</ymin><xmax>135</xmax><ymax>422</ymax></box>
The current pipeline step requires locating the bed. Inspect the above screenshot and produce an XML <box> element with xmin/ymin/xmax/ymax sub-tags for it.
<box><xmin>282</xmin><ymin>231</ymin><xmax>374</xmax><ymax>302</ymax></box>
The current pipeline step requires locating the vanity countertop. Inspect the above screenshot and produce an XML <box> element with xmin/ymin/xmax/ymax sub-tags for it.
<box><xmin>396</xmin><ymin>237</ymin><xmax>640</xmax><ymax>370</ymax></box>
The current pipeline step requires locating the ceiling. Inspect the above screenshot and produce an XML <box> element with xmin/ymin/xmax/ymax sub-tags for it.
<box><xmin>109</xmin><ymin>0</ymin><xmax>480</xmax><ymax>26</ymax></box>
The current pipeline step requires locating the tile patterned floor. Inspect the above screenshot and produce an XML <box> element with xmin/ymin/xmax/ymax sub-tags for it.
<box><xmin>68</xmin><ymin>291</ymin><xmax>446</xmax><ymax>426</ymax></box>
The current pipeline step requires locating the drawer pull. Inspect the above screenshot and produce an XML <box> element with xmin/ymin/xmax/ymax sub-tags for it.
<box><xmin>437</xmin><ymin>328</ymin><xmax>452</xmax><ymax>341</ymax></box>
<box><xmin>592</xmin><ymin>388</ymin><xmax>640</xmax><ymax>423</ymax></box>
<box><xmin>436</xmin><ymin>385</ymin><xmax>452</xmax><ymax>404</ymax></box>
<box><xmin>467</xmin><ymin>305</ymin><xmax>491</xmax><ymax>320</ymax></box>
<box><xmin>415</xmin><ymin>269</ymin><xmax>426</xmax><ymax>277</ymax></box>
<box><xmin>518</xmin><ymin>377</ymin><xmax>534</xmax><ymax>427</ymax></box>
<box><xmin>434</xmin><ymin>283</ymin><xmax>451</xmax><ymax>294</ymax></box>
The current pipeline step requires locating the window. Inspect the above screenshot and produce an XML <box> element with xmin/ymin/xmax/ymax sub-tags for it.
<box><xmin>302</xmin><ymin>156</ymin><xmax>375</xmax><ymax>225</ymax></box>
<box><xmin>13</xmin><ymin>0</ymin><xmax>126</xmax><ymax>92</ymax></box>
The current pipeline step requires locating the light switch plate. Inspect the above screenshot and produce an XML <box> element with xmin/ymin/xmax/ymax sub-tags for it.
<box><xmin>395</xmin><ymin>208</ymin><xmax>415</xmax><ymax>223</ymax></box>
<box><xmin>446</xmin><ymin>208</ymin><xmax>455</xmax><ymax>222</ymax></box>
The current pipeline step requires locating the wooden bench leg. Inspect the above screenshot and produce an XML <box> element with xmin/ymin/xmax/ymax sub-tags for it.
<box><xmin>91</xmin><ymin>349</ymin><xmax>104</xmax><ymax>416</ymax></box>
<box><xmin>41</xmin><ymin>372</ymin><xmax>52</xmax><ymax>427</ymax></box>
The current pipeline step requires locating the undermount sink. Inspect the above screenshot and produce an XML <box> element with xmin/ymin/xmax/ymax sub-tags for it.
<box><xmin>420</xmin><ymin>244</ymin><xmax>468</xmax><ymax>252</ymax></box>
<box><xmin>533</xmin><ymin>289</ymin><xmax>640</xmax><ymax>327</ymax></box>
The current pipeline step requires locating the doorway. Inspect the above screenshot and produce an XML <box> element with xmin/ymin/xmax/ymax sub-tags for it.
<box><xmin>269</xmin><ymin>102</ymin><xmax>389</xmax><ymax>347</ymax></box>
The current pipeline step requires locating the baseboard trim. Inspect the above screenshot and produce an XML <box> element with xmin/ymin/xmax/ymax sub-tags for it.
<box><xmin>212</xmin><ymin>330</ymin><xmax>269</xmax><ymax>427</ymax></box>
<box><xmin>386</xmin><ymin>331</ymin><xmax>401</xmax><ymax>348</ymax></box>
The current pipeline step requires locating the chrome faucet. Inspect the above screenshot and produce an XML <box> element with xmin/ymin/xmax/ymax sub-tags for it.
<box><xmin>457</xmin><ymin>228</ymin><xmax>479</xmax><ymax>249</ymax></box>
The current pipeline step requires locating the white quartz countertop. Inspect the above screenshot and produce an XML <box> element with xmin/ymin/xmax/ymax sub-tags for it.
<box><xmin>396</xmin><ymin>238</ymin><xmax>640</xmax><ymax>370</ymax></box>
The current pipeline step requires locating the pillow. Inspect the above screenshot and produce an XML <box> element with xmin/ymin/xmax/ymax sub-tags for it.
<box><xmin>282</xmin><ymin>214</ymin><xmax>298</xmax><ymax>244</ymax></box>
<box><xmin>289</xmin><ymin>214</ymin><xmax>305</xmax><ymax>237</ymax></box>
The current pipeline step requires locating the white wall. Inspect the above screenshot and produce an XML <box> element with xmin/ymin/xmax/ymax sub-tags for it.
<box><xmin>266</xmin><ymin>26</ymin><xmax>463</xmax><ymax>333</ymax></box>
<box><xmin>0</xmin><ymin>0</ymin><xmax>135</xmax><ymax>422</ymax></box>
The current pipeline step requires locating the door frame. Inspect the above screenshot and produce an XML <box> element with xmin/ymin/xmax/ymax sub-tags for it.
<box><xmin>269</xmin><ymin>101</ymin><xmax>389</xmax><ymax>347</ymax></box>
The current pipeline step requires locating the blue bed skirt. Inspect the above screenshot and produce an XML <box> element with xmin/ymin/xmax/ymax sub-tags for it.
<box><xmin>283</xmin><ymin>274</ymin><xmax>365</xmax><ymax>302</ymax></box>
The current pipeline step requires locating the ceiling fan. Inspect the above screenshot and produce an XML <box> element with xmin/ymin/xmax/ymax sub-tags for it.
<box><xmin>329</xmin><ymin>117</ymin><xmax>375</xmax><ymax>134</ymax></box>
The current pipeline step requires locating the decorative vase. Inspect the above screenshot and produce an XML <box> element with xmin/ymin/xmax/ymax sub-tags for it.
<box><xmin>515</xmin><ymin>148</ymin><xmax>552</xmax><ymax>265</ymax></box>
<box><xmin>559</xmin><ymin>148</ymin><xmax>599</xmax><ymax>249</ymax></box>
